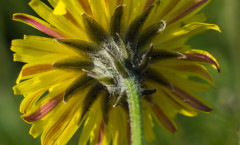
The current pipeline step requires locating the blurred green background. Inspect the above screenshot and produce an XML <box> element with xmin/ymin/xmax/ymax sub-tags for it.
<box><xmin>0</xmin><ymin>0</ymin><xmax>239</xmax><ymax>145</ymax></box>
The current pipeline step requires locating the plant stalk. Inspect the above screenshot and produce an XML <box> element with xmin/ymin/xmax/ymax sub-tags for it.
<box><xmin>124</xmin><ymin>76</ymin><xmax>143</xmax><ymax>145</ymax></box>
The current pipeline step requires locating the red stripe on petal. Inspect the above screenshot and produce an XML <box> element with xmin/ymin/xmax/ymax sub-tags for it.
<box><xmin>172</xmin><ymin>87</ymin><xmax>212</xmax><ymax>112</ymax></box>
<box><xmin>97</xmin><ymin>122</ymin><xmax>104</xmax><ymax>145</ymax></box>
<box><xmin>168</xmin><ymin>0</ymin><xmax>208</xmax><ymax>24</ymax></box>
<box><xmin>22</xmin><ymin>64</ymin><xmax>53</xmax><ymax>77</ymax></box>
<box><xmin>13</xmin><ymin>14</ymin><xmax>65</xmax><ymax>38</ymax></box>
<box><xmin>151</xmin><ymin>103</ymin><xmax>177</xmax><ymax>133</ymax></box>
<box><xmin>144</xmin><ymin>0</ymin><xmax>155</xmax><ymax>10</ymax></box>
<box><xmin>104</xmin><ymin>0</ymin><xmax>108</xmax><ymax>9</ymax></box>
<box><xmin>22</xmin><ymin>95</ymin><xmax>62</xmax><ymax>122</ymax></box>
<box><xmin>160</xmin><ymin>0</ymin><xmax>181</xmax><ymax>18</ymax></box>
<box><xmin>117</xmin><ymin>0</ymin><xmax>123</xmax><ymax>5</ymax></box>
<box><xmin>23</xmin><ymin>90</ymin><xmax>46</xmax><ymax>114</ymax></box>
<box><xmin>162</xmin><ymin>89</ymin><xmax>188</xmax><ymax>110</ymax></box>
<box><xmin>181</xmin><ymin>52</ymin><xmax>220</xmax><ymax>72</ymax></box>
<box><xmin>78</xmin><ymin>0</ymin><xmax>93</xmax><ymax>15</ymax></box>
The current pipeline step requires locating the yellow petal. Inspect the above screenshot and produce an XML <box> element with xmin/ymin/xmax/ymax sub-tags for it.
<box><xmin>78</xmin><ymin>95</ymin><xmax>103</xmax><ymax>145</ymax></box>
<box><xmin>166</xmin><ymin>0</ymin><xmax>210</xmax><ymax>24</ymax></box>
<box><xmin>88</xmin><ymin>0</ymin><xmax>109</xmax><ymax>31</ymax></box>
<box><xmin>142</xmin><ymin>100</ymin><xmax>156</xmax><ymax>142</ymax></box>
<box><xmin>29</xmin><ymin>0</ymin><xmax>86</xmax><ymax>39</ymax></box>
<box><xmin>152</xmin><ymin>60</ymin><xmax>215</xmax><ymax>86</ymax></box>
<box><xmin>19</xmin><ymin>75</ymin><xmax>76</xmax><ymax>116</ymax></box>
<box><xmin>40</xmin><ymin>84</ymin><xmax>91</xmax><ymax>145</ymax></box>
<box><xmin>30</xmin><ymin>120</ymin><xmax>45</xmax><ymax>138</ymax></box>
<box><xmin>11</xmin><ymin>36</ymin><xmax>81</xmax><ymax>64</ymax></box>
<box><xmin>145</xmin><ymin>81</ymin><xmax>198</xmax><ymax>118</ymax></box>
<box><xmin>154</xmin><ymin>22</ymin><xmax>220</xmax><ymax>49</ymax></box>
<box><xmin>16</xmin><ymin>63</ymin><xmax>53</xmax><ymax>84</ymax></box>
<box><xmin>108</xmin><ymin>106</ymin><xmax>129</xmax><ymax>145</ymax></box>
<box><xmin>13</xmin><ymin>70</ymin><xmax>76</xmax><ymax>95</ymax></box>
<box><xmin>53</xmin><ymin>0</ymin><xmax>67</xmax><ymax>15</ymax></box>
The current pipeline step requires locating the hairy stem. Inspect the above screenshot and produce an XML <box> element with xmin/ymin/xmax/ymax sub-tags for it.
<box><xmin>124</xmin><ymin>76</ymin><xmax>144</xmax><ymax>145</ymax></box>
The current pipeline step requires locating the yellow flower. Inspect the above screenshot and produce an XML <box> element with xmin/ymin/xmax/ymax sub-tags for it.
<box><xmin>12</xmin><ymin>0</ymin><xmax>220</xmax><ymax>145</ymax></box>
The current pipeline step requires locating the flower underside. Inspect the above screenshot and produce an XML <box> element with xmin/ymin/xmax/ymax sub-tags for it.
<box><xmin>54</xmin><ymin>8</ymin><xmax>168</xmax><ymax>107</ymax></box>
<box><xmin>11</xmin><ymin>0</ymin><xmax>220</xmax><ymax>145</ymax></box>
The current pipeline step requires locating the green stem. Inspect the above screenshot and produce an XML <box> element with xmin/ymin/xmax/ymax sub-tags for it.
<box><xmin>124</xmin><ymin>76</ymin><xmax>143</xmax><ymax>145</ymax></box>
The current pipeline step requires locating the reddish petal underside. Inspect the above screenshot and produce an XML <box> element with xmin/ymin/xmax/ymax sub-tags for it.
<box><xmin>151</xmin><ymin>103</ymin><xmax>177</xmax><ymax>133</ymax></box>
<box><xmin>172</xmin><ymin>87</ymin><xmax>212</xmax><ymax>112</ymax></box>
<box><xmin>168</xmin><ymin>0</ymin><xmax>208</xmax><ymax>24</ymax></box>
<box><xmin>22</xmin><ymin>64</ymin><xmax>53</xmax><ymax>77</ymax></box>
<box><xmin>13</xmin><ymin>14</ymin><xmax>65</xmax><ymax>38</ymax></box>
<box><xmin>181</xmin><ymin>52</ymin><xmax>220</xmax><ymax>72</ymax></box>
<box><xmin>22</xmin><ymin>95</ymin><xmax>62</xmax><ymax>122</ymax></box>
<box><xmin>144</xmin><ymin>0</ymin><xmax>155</xmax><ymax>10</ymax></box>
<box><xmin>97</xmin><ymin>122</ymin><xmax>104</xmax><ymax>145</ymax></box>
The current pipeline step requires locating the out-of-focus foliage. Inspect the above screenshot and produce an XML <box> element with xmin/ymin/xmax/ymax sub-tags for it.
<box><xmin>0</xmin><ymin>0</ymin><xmax>239</xmax><ymax>145</ymax></box>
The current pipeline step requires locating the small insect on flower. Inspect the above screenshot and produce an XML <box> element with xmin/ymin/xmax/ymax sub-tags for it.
<box><xmin>11</xmin><ymin>0</ymin><xmax>220</xmax><ymax>145</ymax></box>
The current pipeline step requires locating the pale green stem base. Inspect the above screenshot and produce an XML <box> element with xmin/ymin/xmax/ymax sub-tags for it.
<box><xmin>124</xmin><ymin>76</ymin><xmax>143</xmax><ymax>145</ymax></box>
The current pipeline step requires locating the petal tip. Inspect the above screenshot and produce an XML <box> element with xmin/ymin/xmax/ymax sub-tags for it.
<box><xmin>213</xmin><ymin>25</ymin><xmax>221</xmax><ymax>33</ymax></box>
<box><xmin>12</xmin><ymin>86</ymin><xmax>21</xmax><ymax>95</ymax></box>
